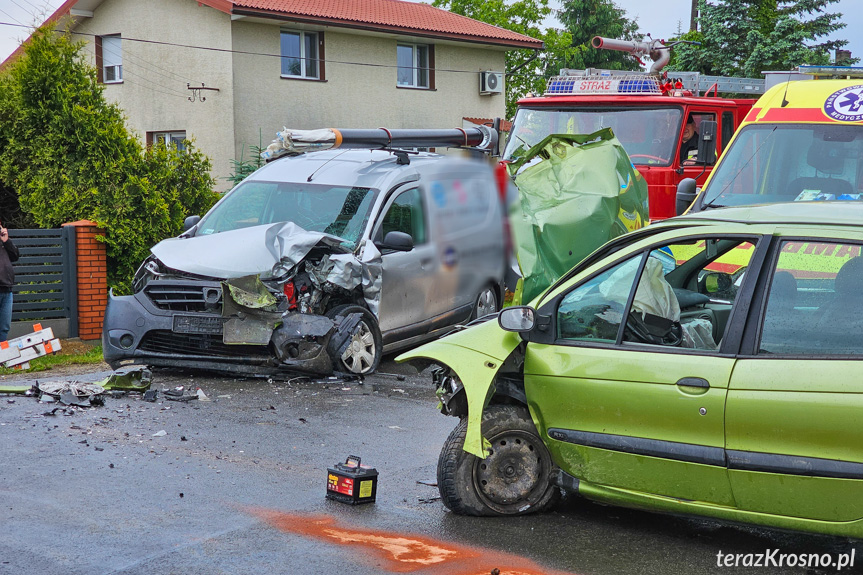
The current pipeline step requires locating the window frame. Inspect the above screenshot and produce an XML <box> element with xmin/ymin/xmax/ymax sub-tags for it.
<box><xmin>679</xmin><ymin>110</ymin><xmax>717</xmax><ymax>166</ymax></box>
<box><xmin>744</xmin><ymin>235</ymin><xmax>863</xmax><ymax>359</ymax></box>
<box><xmin>721</xmin><ymin>111</ymin><xmax>735</xmax><ymax>156</ymax></box>
<box><xmin>147</xmin><ymin>130</ymin><xmax>187</xmax><ymax>151</ymax></box>
<box><xmin>543</xmin><ymin>232</ymin><xmax>767</xmax><ymax>357</ymax></box>
<box><xmin>96</xmin><ymin>34</ymin><xmax>123</xmax><ymax>84</ymax></box>
<box><xmin>396</xmin><ymin>43</ymin><xmax>435</xmax><ymax>90</ymax></box>
<box><xmin>280</xmin><ymin>30</ymin><xmax>325</xmax><ymax>81</ymax></box>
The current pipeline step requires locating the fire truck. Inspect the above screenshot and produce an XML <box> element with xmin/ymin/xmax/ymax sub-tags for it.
<box><xmin>502</xmin><ymin>36</ymin><xmax>765</xmax><ymax>220</ymax></box>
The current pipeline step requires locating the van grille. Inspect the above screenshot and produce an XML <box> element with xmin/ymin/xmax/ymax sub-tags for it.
<box><xmin>139</xmin><ymin>330</ymin><xmax>269</xmax><ymax>358</ymax></box>
<box><xmin>144</xmin><ymin>280</ymin><xmax>222</xmax><ymax>312</ymax></box>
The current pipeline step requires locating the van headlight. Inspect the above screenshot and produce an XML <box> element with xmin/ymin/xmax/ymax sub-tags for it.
<box><xmin>132</xmin><ymin>256</ymin><xmax>166</xmax><ymax>292</ymax></box>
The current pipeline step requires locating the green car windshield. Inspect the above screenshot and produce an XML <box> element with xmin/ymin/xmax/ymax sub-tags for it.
<box><xmin>503</xmin><ymin>106</ymin><xmax>683</xmax><ymax>167</ymax></box>
<box><xmin>196</xmin><ymin>181</ymin><xmax>378</xmax><ymax>249</ymax></box>
<box><xmin>701</xmin><ymin>123</ymin><xmax>863</xmax><ymax>208</ymax></box>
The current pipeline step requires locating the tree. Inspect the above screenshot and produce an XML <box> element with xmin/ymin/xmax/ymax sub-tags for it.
<box><xmin>558</xmin><ymin>0</ymin><xmax>642</xmax><ymax>71</ymax></box>
<box><xmin>433</xmin><ymin>0</ymin><xmax>578</xmax><ymax>118</ymax></box>
<box><xmin>0</xmin><ymin>26</ymin><xmax>218</xmax><ymax>293</ymax></box>
<box><xmin>670</xmin><ymin>0</ymin><xmax>854</xmax><ymax>77</ymax></box>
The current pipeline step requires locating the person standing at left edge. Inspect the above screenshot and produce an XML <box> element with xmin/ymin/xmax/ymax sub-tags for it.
<box><xmin>0</xmin><ymin>222</ymin><xmax>20</xmax><ymax>342</ymax></box>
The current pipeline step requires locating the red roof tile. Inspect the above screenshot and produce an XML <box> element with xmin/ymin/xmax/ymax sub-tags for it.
<box><xmin>223</xmin><ymin>0</ymin><xmax>543</xmax><ymax>49</ymax></box>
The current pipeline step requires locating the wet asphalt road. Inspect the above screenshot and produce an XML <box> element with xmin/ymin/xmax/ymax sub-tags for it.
<box><xmin>1</xmin><ymin>359</ymin><xmax>861</xmax><ymax>575</ymax></box>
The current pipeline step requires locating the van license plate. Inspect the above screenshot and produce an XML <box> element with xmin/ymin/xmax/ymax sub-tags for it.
<box><xmin>173</xmin><ymin>315</ymin><xmax>224</xmax><ymax>335</ymax></box>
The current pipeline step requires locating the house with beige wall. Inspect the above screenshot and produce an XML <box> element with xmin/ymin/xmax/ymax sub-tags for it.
<box><xmin>6</xmin><ymin>0</ymin><xmax>541</xmax><ymax>189</ymax></box>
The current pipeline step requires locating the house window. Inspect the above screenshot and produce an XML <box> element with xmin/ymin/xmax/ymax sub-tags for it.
<box><xmin>96</xmin><ymin>34</ymin><xmax>123</xmax><ymax>84</ymax></box>
<box><xmin>397</xmin><ymin>43</ymin><xmax>434</xmax><ymax>89</ymax></box>
<box><xmin>281</xmin><ymin>30</ymin><xmax>322</xmax><ymax>79</ymax></box>
<box><xmin>148</xmin><ymin>131</ymin><xmax>186</xmax><ymax>151</ymax></box>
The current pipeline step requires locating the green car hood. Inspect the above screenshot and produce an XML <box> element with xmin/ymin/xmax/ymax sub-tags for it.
<box><xmin>397</xmin><ymin>319</ymin><xmax>522</xmax><ymax>457</ymax></box>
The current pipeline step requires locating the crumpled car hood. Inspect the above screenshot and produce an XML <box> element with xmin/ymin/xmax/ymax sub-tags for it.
<box><xmin>151</xmin><ymin>222</ymin><xmax>348</xmax><ymax>278</ymax></box>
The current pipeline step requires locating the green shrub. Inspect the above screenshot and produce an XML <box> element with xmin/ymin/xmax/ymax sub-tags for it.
<box><xmin>0</xmin><ymin>26</ymin><xmax>218</xmax><ymax>294</ymax></box>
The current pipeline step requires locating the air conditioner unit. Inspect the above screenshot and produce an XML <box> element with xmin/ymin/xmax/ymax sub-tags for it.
<box><xmin>480</xmin><ymin>71</ymin><xmax>503</xmax><ymax>95</ymax></box>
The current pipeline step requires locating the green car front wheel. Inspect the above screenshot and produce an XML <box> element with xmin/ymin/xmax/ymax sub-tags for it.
<box><xmin>437</xmin><ymin>405</ymin><xmax>560</xmax><ymax>516</ymax></box>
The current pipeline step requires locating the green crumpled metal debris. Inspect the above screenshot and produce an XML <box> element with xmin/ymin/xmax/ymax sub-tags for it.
<box><xmin>507</xmin><ymin>128</ymin><xmax>649</xmax><ymax>304</ymax></box>
<box><xmin>224</xmin><ymin>276</ymin><xmax>278</xmax><ymax>309</ymax></box>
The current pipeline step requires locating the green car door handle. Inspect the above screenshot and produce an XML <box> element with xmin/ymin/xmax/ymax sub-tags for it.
<box><xmin>677</xmin><ymin>377</ymin><xmax>710</xmax><ymax>389</ymax></box>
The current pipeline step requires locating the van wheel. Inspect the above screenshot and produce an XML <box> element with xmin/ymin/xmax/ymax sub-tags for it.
<box><xmin>326</xmin><ymin>305</ymin><xmax>382</xmax><ymax>375</ymax></box>
<box><xmin>472</xmin><ymin>286</ymin><xmax>498</xmax><ymax>320</ymax></box>
<box><xmin>437</xmin><ymin>405</ymin><xmax>560</xmax><ymax>516</ymax></box>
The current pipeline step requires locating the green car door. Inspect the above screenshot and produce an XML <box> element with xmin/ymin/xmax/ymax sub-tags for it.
<box><xmin>727</xmin><ymin>237</ymin><xmax>863</xmax><ymax>523</ymax></box>
<box><xmin>525</xmin><ymin>233</ymin><xmax>761</xmax><ymax>506</ymax></box>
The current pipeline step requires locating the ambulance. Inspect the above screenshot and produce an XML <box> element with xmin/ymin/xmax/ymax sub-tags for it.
<box><xmin>676</xmin><ymin>70</ymin><xmax>863</xmax><ymax>287</ymax></box>
<box><xmin>678</xmin><ymin>70</ymin><xmax>863</xmax><ymax>214</ymax></box>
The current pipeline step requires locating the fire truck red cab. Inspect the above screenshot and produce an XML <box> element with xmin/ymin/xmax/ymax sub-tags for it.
<box><xmin>503</xmin><ymin>81</ymin><xmax>756</xmax><ymax>221</ymax></box>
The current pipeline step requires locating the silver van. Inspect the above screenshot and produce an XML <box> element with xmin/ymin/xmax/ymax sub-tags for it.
<box><xmin>102</xmin><ymin>149</ymin><xmax>506</xmax><ymax>376</ymax></box>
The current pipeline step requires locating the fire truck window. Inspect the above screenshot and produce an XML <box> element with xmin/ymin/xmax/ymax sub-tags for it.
<box><xmin>721</xmin><ymin>111</ymin><xmax>735</xmax><ymax>153</ymax></box>
<box><xmin>681</xmin><ymin>113</ymin><xmax>716</xmax><ymax>166</ymax></box>
<box><xmin>503</xmin><ymin>107</ymin><xmax>683</xmax><ymax>167</ymax></box>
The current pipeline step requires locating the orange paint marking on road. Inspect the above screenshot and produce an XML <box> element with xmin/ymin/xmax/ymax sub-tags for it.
<box><xmin>246</xmin><ymin>508</ymin><xmax>576</xmax><ymax>575</ymax></box>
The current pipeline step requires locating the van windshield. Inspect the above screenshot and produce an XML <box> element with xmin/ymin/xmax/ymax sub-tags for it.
<box><xmin>701</xmin><ymin>124</ymin><xmax>863</xmax><ymax>208</ymax></box>
<box><xmin>503</xmin><ymin>106</ymin><xmax>683</xmax><ymax>166</ymax></box>
<box><xmin>196</xmin><ymin>181</ymin><xmax>377</xmax><ymax>248</ymax></box>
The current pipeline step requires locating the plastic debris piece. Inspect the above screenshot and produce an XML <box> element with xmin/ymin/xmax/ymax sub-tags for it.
<box><xmin>39</xmin><ymin>382</ymin><xmax>105</xmax><ymax>407</ymax></box>
<box><xmin>143</xmin><ymin>389</ymin><xmax>158</xmax><ymax>402</ymax></box>
<box><xmin>196</xmin><ymin>388</ymin><xmax>210</xmax><ymax>402</ymax></box>
<box><xmin>166</xmin><ymin>394</ymin><xmax>198</xmax><ymax>402</ymax></box>
<box><xmin>100</xmin><ymin>366</ymin><xmax>153</xmax><ymax>391</ymax></box>
<box><xmin>152</xmin><ymin>430</ymin><xmax>167</xmax><ymax>437</ymax></box>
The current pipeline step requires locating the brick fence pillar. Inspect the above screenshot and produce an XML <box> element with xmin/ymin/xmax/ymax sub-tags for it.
<box><xmin>62</xmin><ymin>220</ymin><xmax>107</xmax><ymax>341</ymax></box>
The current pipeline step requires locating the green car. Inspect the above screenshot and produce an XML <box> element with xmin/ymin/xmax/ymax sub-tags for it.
<box><xmin>398</xmin><ymin>202</ymin><xmax>863</xmax><ymax>538</ymax></box>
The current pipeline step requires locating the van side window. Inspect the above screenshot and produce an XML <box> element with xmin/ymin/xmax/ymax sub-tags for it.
<box><xmin>380</xmin><ymin>188</ymin><xmax>426</xmax><ymax>244</ymax></box>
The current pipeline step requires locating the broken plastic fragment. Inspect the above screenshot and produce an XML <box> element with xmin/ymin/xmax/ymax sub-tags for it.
<box><xmin>100</xmin><ymin>366</ymin><xmax>153</xmax><ymax>391</ymax></box>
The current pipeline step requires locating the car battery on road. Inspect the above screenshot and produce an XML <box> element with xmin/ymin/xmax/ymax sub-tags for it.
<box><xmin>326</xmin><ymin>455</ymin><xmax>378</xmax><ymax>505</ymax></box>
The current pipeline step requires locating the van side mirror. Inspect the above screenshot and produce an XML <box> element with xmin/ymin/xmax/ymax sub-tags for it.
<box><xmin>676</xmin><ymin>178</ymin><xmax>698</xmax><ymax>216</ymax></box>
<box><xmin>697</xmin><ymin>120</ymin><xmax>717</xmax><ymax>165</ymax></box>
<box><xmin>182</xmin><ymin>215</ymin><xmax>201</xmax><ymax>232</ymax></box>
<box><xmin>375</xmin><ymin>231</ymin><xmax>414</xmax><ymax>252</ymax></box>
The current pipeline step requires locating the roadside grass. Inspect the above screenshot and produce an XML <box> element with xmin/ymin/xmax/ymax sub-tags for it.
<box><xmin>0</xmin><ymin>342</ymin><xmax>105</xmax><ymax>375</ymax></box>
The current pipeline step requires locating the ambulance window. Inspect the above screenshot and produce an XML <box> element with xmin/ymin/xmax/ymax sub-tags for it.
<box><xmin>721</xmin><ymin>112</ymin><xmax>734</xmax><ymax>153</ymax></box>
<box><xmin>759</xmin><ymin>241</ymin><xmax>863</xmax><ymax>355</ymax></box>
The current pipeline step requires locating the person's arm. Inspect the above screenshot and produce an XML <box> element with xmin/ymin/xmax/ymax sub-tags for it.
<box><xmin>0</xmin><ymin>228</ymin><xmax>19</xmax><ymax>262</ymax></box>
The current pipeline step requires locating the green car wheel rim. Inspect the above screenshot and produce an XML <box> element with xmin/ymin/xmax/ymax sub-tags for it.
<box><xmin>473</xmin><ymin>429</ymin><xmax>550</xmax><ymax>509</ymax></box>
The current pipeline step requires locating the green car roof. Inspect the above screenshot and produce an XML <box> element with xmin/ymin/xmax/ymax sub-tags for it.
<box><xmin>667</xmin><ymin>202</ymin><xmax>863</xmax><ymax>229</ymax></box>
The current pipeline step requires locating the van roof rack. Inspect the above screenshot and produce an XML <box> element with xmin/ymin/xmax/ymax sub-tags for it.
<box><xmin>261</xmin><ymin>126</ymin><xmax>499</xmax><ymax>161</ymax></box>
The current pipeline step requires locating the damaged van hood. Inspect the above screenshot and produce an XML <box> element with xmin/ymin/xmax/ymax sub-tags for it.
<box><xmin>151</xmin><ymin>222</ymin><xmax>350</xmax><ymax>279</ymax></box>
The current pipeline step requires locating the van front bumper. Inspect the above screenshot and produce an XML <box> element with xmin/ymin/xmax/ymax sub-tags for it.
<box><xmin>102</xmin><ymin>286</ymin><xmax>354</xmax><ymax>377</ymax></box>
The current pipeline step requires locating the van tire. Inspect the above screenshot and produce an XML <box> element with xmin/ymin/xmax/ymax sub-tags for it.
<box><xmin>471</xmin><ymin>285</ymin><xmax>498</xmax><ymax>320</ymax></box>
<box><xmin>437</xmin><ymin>405</ymin><xmax>560</xmax><ymax>516</ymax></box>
<box><xmin>326</xmin><ymin>304</ymin><xmax>382</xmax><ymax>375</ymax></box>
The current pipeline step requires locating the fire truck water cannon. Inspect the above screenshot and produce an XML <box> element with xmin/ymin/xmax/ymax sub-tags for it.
<box><xmin>261</xmin><ymin>125</ymin><xmax>498</xmax><ymax>161</ymax></box>
<box><xmin>591</xmin><ymin>36</ymin><xmax>701</xmax><ymax>75</ymax></box>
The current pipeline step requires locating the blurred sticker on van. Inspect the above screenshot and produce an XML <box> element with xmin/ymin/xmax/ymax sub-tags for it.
<box><xmin>823</xmin><ymin>85</ymin><xmax>863</xmax><ymax>122</ymax></box>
